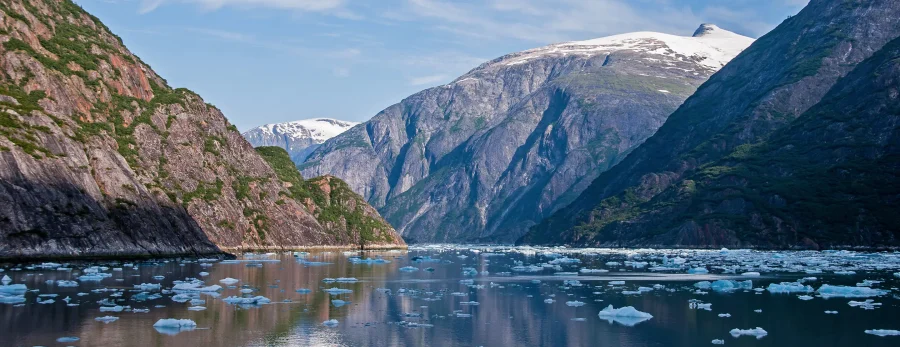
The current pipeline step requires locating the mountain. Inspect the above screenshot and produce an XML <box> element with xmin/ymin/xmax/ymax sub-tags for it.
<box><xmin>300</xmin><ymin>24</ymin><xmax>753</xmax><ymax>243</ymax></box>
<box><xmin>0</xmin><ymin>0</ymin><xmax>403</xmax><ymax>259</ymax></box>
<box><xmin>522</xmin><ymin>0</ymin><xmax>900</xmax><ymax>248</ymax></box>
<box><xmin>242</xmin><ymin>118</ymin><xmax>358</xmax><ymax>163</ymax></box>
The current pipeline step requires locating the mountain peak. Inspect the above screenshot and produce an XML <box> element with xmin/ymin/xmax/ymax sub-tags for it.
<box><xmin>692</xmin><ymin>23</ymin><xmax>722</xmax><ymax>37</ymax></box>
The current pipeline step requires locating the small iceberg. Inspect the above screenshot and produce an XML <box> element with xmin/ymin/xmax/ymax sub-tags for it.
<box><xmin>95</xmin><ymin>316</ymin><xmax>119</xmax><ymax>323</ymax></box>
<box><xmin>817</xmin><ymin>285</ymin><xmax>885</xmax><ymax>298</ymax></box>
<box><xmin>219</xmin><ymin>278</ymin><xmax>240</xmax><ymax>285</ymax></box>
<box><xmin>865</xmin><ymin>329</ymin><xmax>900</xmax><ymax>337</ymax></box>
<box><xmin>323</xmin><ymin>319</ymin><xmax>339</xmax><ymax>327</ymax></box>
<box><xmin>766</xmin><ymin>282</ymin><xmax>813</xmax><ymax>294</ymax></box>
<box><xmin>153</xmin><ymin>318</ymin><xmax>197</xmax><ymax>335</ymax></box>
<box><xmin>729</xmin><ymin>327</ymin><xmax>767</xmax><ymax>339</ymax></box>
<box><xmin>597</xmin><ymin>305</ymin><xmax>653</xmax><ymax>326</ymax></box>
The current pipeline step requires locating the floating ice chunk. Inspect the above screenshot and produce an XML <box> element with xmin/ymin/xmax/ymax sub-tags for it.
<box><xmin>349</xmin><ymin>257</ymin><xmax>390</xmax><ymax>264</ymax></box>
<box><xmin>848</xmin><ymin>299</ymin><xmax>881</xmax><ymax>310</ymax></box>
<box><xmin>544</xmin><ymin>298</ymin><xmax>555</xmax><ymax>304</ymax></box>
<box><xmin>865</xmin><ymin>329</ymin><xmax>900</xmax><ymax>337</ymax></box>
<box><xmin>199</xmin><ymin>272</ymin><xmax>209</xmax><ymax>277</ymax></box>
<box><xmin>712</xmin><ymin>339</ymin><xmax>724</xmax><ymax>345</ymax></box>
<box><xmin>718</xmin><ymin>313</ymin><xmax>731</xmax><ymax>317</ymax></box>
<box><xmin>798</xmin><ymin>295</ymin><xmax>813</xmax><ymax>301</ymax></box>
<box><xmin>455</xmin><ymin>313</ymin><xmax>472</xmax><ymax>318</ymax></box>
<box><xmin>833</xmin><ymin>271</ymin><xmax>856</xmax><ymax>275</ymax></box>
<box><xmin>219</xmin><ymin>278</ymin><xmax>240</xmax><ymax>285</ymax></box>
<box><xmin>296</xmin><ymin>288</ymin><xmax>311</xmax><ymax>294</ymax></box>
<box><xmin>597</xmin><ymin>305</ymin><xmax>653</xmax><ymax>326</ymax></box>
<box><xmin>817</xmin><ymin>285</ymin><xmax>885</xmax><ymax>298</ymax></box>
<box><xmin>461</xmin><ymin>268</ymin><xmax>478</xmax><ymax>276</ymax></box>
<box><xmin>332</xmin><ymin>300</ymin><xmax>348</xmax><ymax>307</ymax></box>
<box><xmin>153</xmin><ymin>319</ymin><xmax>197</xmax><ymax>335</ymax></box>
<box><xmin>579</xmin><ymin>268</ymin><xmax>609</xmax><ymax>273</ymax></box>
<box><xmin>336</xmin><ymin>278</ymin><xmax>358</xmax><ymax>283</ymax></box>
<box><xmin>512</xmin><ymin>265</ymin><xmax>543</xmax><ymax>272</ymax></box>
<box><xmin>323</xmin><ymin>319</ymin><xmax>339</xmax><ymax>327</ymax></box>
<box><xmin>240</xmin><ymin>289</ymin><xmax>253</xmax><ymax>294</ymax></box>
<box><xmin>696</xmin><ymin>280</ymin><xmax>751</xmax><ymax>292</ymax></box>
<box><xmin>825</xmin><ymin>310</ymin><xmax>838</xmax><ymax>314</ymax></box>
<box><xmin>609</xmin><ymin>281</ymin><xmax>625</xmax><ymax>285</ymax></box>
<box><xmin>100</xmin><ymin>305</ymin><xmax>124</xmax><ymax>312</ymax></box>
<box><xmin>57</xmin><ymin>337</ymin><xmax>80</xmax><ymax>342</ymax></box>
<box><xmin>399</xmin><ymin>266</ymin><xmax>419</xmax><ymax>272</ymax></box>
<box><xmin>766</xmin><ymin>282</ymin><xmax>813</xmax><ymax>294</ymax></box>
<box><xmin>741</xmin><ymin>272</ymin><xmax>760</xmax><ymax>277</ymax></box>
<box><xmin>460</xmin><ymin>301</ymin><xmax>479</xmax><ymax>306</ymax></box>
<box><xmin>188</xmin><ymin>306</ymin><xmax>206</xmax><ymax>311</ymax></box>
<box><xmin>134</xmin><ymin>283</ymin><xmax>161</xmax><ymax>291</ymax></box>
<box><xmin>222</xmin><ymin>296</ymin><xmax>270</xmax><ymax>306</ymax></box>
<box><xmin>566</xmin><ymin>301</ymin><xmax>585</xmax><ymax>307</ymax></box>
<box><xmin>729</xmin><ymin>327</ymin><xmax>767</xmax><ymax>339</ymax></box>
<box><xmin>95</xmin><ymin>316</ymin><xmax>119</xmax><ymax>323</ymax></box>
<box><xmin>172</xmin><ymin>281</ymin><xmax>222</xmax><ymax>292</ymax></box>
<box><xmin>687</xmin><ymin>267</ymin><xmax>709</xmax><ymax>274</ymax></box>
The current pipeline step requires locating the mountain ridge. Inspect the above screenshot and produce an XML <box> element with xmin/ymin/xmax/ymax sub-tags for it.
<box><xmin>301</xmin><ymin>23</ymin><xmax>753</xmax><ymax>243</ymax></box>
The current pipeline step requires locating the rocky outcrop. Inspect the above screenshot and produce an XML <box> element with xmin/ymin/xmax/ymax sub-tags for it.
<box><xmin>255</xmin><ymin>147</ymin><xmax>403</xmax><ymax>249</ymax></box>
<box><xmin>0</xmin><ymin>0</ymin><xmax>403</xmax><ymax>259</ymax></box>
<box><xmin>242</xmin><ymin>118</ymin><xmax>357</xmax><ymax>163</ymax></box>
<box><xmin>301</xmin><ymin>24</ymin><xmax>753</xmax><ymax>243</ymax></box>
<box><xmin>523</xmin><ymin>0</ymin><xmax>900</xmax><ymax>248</ymax></box>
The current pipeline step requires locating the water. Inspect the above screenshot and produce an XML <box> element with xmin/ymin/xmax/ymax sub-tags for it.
<box><xmin>2</xmin><ymin>246</ymin><xmax>900</xmax><ymax>346</ymax></box>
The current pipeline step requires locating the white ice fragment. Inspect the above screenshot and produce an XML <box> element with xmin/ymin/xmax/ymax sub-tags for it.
<box><xmin>597</xmin><ymin>305</ymin><xmax>653</xmax><ymax>326</ymax></box>
<box><xmin>766</xmin><ymin>282</ymin><xmax>813</xmax><ymax>294</ymax></box>
<box><xmin>712</xmin><ymin>339</ymin><xmax>725</xmax><ymax>344</ymax></box>
<box><xmin>817</xmin><ymin>285</ymin><xmax>885</xmax><ymax>298</ymax></box>
<box><xmin>865</xmin><ymin>329</ymin><xmax>900</xmax><ymax>337</ymax></box>
<box><xmin>219</xmin><ymin>278</ymin><xmax>240</xmax><ymax>285</ymax></box>
<box><xmin>323</xmin><ymin>319</ymin><xmax>339</xmax><ymax>327</ymax></box>
<box><xmin>729</xmin><ymin>327</ymin><xmax>767</xmax><ymax>339</ymax></box>
<box><xmin>95</xmin><ymin>316</ymin><xmax>119</xmax><ymax>323</ymax></box>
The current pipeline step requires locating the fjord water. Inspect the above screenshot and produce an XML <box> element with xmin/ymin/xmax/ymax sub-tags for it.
<box><xmin>1</xmin><ymin>248</ymin><xmax>899</xmax><ymax>347</ymax></box>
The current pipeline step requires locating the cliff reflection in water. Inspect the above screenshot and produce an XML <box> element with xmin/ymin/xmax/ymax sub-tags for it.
<box><xmin>1</xmin><ymin>248</ymin><xmax>900</xmax><ymax>347</ymax></box>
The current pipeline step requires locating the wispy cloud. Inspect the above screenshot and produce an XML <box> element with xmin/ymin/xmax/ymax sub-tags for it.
<box><xmin>408</xmin><ymin>74</ymin><xmax>449</xmax><ymax>86</ymax></box>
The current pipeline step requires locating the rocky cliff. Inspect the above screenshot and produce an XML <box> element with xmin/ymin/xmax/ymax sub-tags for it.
<box><xmin>243</xmin><ymin>118</ymin><xmax>357</xmax><ymax>163</ymax></box>
<box><xmin>523</xmin><ymin>0</ymin><xmax>900</xmax><ymax>248</ymax></box>
<box><xmin>0</xmin><ymin>0</ymin><xmax>403</xmax><ymax>259</ymax></box>
<box><xmin>255</xmin><ymin>146</ymin><xmax>401</xmax><ymax>248</ymax></box>
<box><xmin>301</xmin><ymin>24</ymin><xmax>752</xmax><ymax>243</ymax></box>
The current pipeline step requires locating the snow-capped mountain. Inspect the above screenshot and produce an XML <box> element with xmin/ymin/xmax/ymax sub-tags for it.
<box><xmin>301</xmin><ymin>24</ymin><xmax>754</xmax><ymax>243</ymax></box>
<box><xmin>242</xmin><ymin>118</ymin><xmax>359</xmax><ymax>163</ymax></box>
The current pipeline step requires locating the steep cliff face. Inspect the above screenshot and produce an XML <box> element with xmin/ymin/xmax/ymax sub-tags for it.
<box><xmin>255</xmin><ymin>147</ymin><xmax>403</xmax><ymax>248</ymax></box>
<box><xmin>301</xmin><ymin>25</ymin><xmax>753</xmax><ymax>243</ymax></box>
<box><xmin>0</xmin><ymin>0</ymin><xmax>403</xmax><ymax>259</ymax></box>
<box><xmin>242</xmin><ymin>118</ymin><xmax>357</xmax><ymax>163</ymax></box>
<box><xmin>524</xmin><ymin>0</ymin><xmax>900</xmax><ymax>248</ymax></box>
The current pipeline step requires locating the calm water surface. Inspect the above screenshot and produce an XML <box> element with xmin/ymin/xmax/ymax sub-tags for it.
<box><xmin>1</xmin><ymin>246</ymin><xmax>899</xmax><ymax>346</ymax></box>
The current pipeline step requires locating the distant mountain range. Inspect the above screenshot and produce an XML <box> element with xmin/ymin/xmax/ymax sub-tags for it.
<box><xmin>242</xmin><ymin>118</ymin><xmax>358</xmax><ymax>163</ymax></box>
<box><xmin>297</xmin><ymin>23</ymin><xmax>754</xmax><ymax>243</ymax></box>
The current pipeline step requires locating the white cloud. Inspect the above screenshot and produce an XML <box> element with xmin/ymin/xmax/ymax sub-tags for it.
<box><xmin>408</xmin><ymin>74</ymin><xmax>449</xmax><ymax>86</ymax></box>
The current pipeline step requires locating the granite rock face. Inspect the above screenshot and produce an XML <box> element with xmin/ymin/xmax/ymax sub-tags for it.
<box><xmin>0</xmin><ymin>0</ymin><xmax>403</xmax><ymax>259</ymax></box>
<box><xmin>242</xmin><ymin>118</ymin><xmax>357</xmax><ymax>163</ymax></box>
<box><xmin>524</xmin><ymin>0</ymin><xmax>900</xmax><ymax>248</ymax></box>
<box><xmin>302</xmin><ymin>24</ymin><xmax>753</xmax><ymax>243</ymax></box>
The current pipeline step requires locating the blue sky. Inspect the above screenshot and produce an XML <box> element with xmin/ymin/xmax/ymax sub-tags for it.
<box><xmin>74</xmin><ymin>0</ymin><xmax>808</xmax><ymax>131</ymax></box>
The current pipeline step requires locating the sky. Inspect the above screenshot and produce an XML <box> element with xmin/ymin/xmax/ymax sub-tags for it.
<box><xmin>73</xmin><ymin>0</ymin><xmax>809</xmax><ymax>131</ymax></box>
